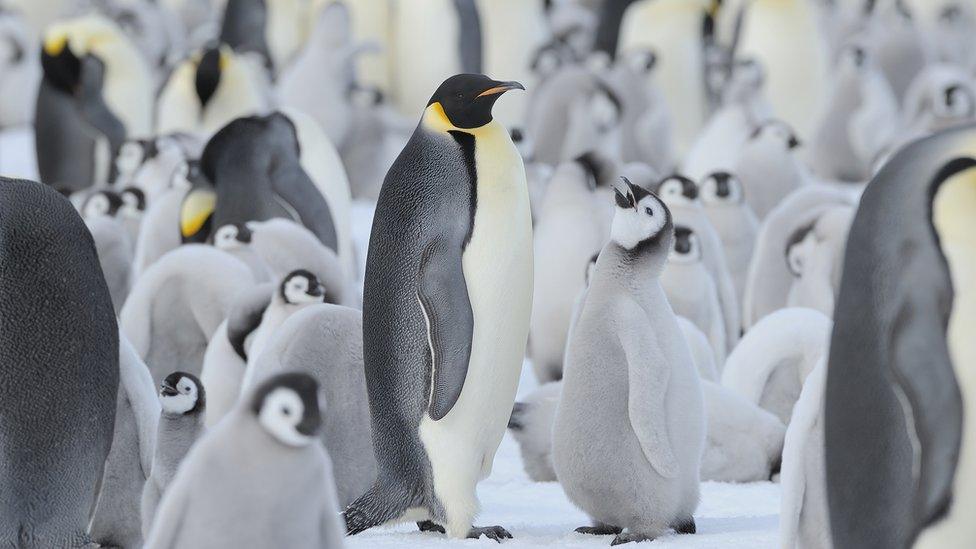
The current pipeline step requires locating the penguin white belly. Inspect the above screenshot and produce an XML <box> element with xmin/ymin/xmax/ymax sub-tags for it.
<box><xmin>915</xmin><ymin>168</ymin><xmax>976</xmax><ymax>547</ymax></box>
<box><xmin>418</xmin><ymin>122</ymin><xmax>533</xmax><ymax>537</ymax></box>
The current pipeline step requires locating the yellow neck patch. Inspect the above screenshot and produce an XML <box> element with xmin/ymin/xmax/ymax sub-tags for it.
<box><xmin>44</xmin><ymin>34</ymin><xmax>68</xmax><ymax>56</ymax></box>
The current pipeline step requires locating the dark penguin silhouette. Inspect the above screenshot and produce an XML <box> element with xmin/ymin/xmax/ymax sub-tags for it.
<box><xmin>35</xmin><ymin>39</ymin><xmax>125</xmax><ymax>193</ymax></box>
<box><xmin>0</xmin><ymin>178</ymin><xmax>119</xmax><ymax>547</ymax></box>
<box><xmin>179</xmin><ymin>112</ymin><xmax>338</xmax><ymax>252</ymax></box>
<box><xmin>825</xmin><ymin>124</ymin><xmax>976</xmax><ymax>548</ymax></box>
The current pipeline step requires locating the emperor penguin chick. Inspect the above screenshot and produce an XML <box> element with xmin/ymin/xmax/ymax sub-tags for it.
<box><xmin>141</xmin><ymin>372</ymin><xmax>206</xmax><ymax>538</ymax></box>
<box><xmin>699</xmin><ymin>171</ymin><xmax>759</xmax><ymax>303</ymax></box>
<box><xmin>144</xmin><ymin>373</ymin><xmax>344</xmax><ymax>549</ymax></box>
<box><xmin>734</xmin><ymin>120</ymin><xmax>808</xmax><ymax>220</ymax></box>
<box><xmin>661</xmin><ymin>225</ymin><xmax>727</xmax><ymax>368</ymax></box>
<box><xmin>553</xmin><ymin>178</ymin><xmax>705</xmax><ymax>545</ymax></box>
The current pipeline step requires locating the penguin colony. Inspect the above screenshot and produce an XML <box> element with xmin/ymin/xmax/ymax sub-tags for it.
<box><xmin>0</xmin><ymin>0</ymin><xmax>973</xmax><ymax>548</ymax></box>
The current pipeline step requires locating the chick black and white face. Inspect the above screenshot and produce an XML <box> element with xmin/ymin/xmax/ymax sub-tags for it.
<box><xmin>657</xmin><ymin>175</ymin><xmax>699</xmax><ymax>206</ymax></box>
<box><xmin>252</xmin><ymin>373</ymin><xmax>322</xmax><ymax>447</ymax></box>
<box><xmin>786</xmin><ymin>225</ymin><xmax>817</xmax><ymax>277</ymax></box>
<box><xmin>669</xmin><ymin>226</ymin><xmax>702</xmax><ymax>264</ymax></box>
<box><xmin>116</xmin><ymin>141</ymin><xmax>145</xmax><ymax>176</ymax></box>
<box><xmin>280</xmin><ymin>270</ymin><xmax>325</xmax><ymax>305</ymax></box>
<box><xmin>82</xmin><ymin>191</ymin><xmax>122</xmax><ymax>219</ymax></box>
<box><xmin>933</xmin><ymin>84</ymin><xmax>975</xmax><ymax>120</ymax></box>
<box><xmin>588</xmin><ymin>84</ymin><xmax>621</xmax><ymax>133</ymax></box>
<box><xmin>610</xmin><ymin>178</ymin><xmax>669</xmax><ymax>250</ymax></box>
<box><xmin>213</xmin><ymin>224</ymin><xmax>242</xmax><ymax>250</ymax></box>
<box><xmin>699</xmin><ymin>172</ymin><xmax>744</xmax><ymax>206</ymax></box>
<box><xmin>119</xmin><ymin>187</ymin><xmax>145</xmax><ymax>217</ymax></box>
<box><xmin>160</xmin><ymin>372</ymin><xmax>202</xmax><ymax>415</ymax></box>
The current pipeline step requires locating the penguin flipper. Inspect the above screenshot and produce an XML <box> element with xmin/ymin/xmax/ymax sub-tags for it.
<box><xmin>119</xmin><ymin>334</ymin><xmax>162</xmax><ymax>478</ymax></box>
<box><xmin>270</xmin><ymin>163</ymin><xmax>339</xmax><ymax>252</ymax></box>
<box><xmin>418</xmin><ymin>239</ymin><xmax>474</xmax><ymax>421</ymax></box>
<box><xmin>619</xmin><ymin>301</ymin><xmax>678</xmax><ymax>479</ymax></box>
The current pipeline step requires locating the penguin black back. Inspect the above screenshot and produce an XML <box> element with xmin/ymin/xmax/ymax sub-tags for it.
<box><xmin>0</xmin><ymin>178</ymin><xmax>119</xmax><ymax>547</ymax></box>
<box><xmin>825</xmin><ymin>126</ymin><xmax>975</xmax><ymax>548</ymax></box>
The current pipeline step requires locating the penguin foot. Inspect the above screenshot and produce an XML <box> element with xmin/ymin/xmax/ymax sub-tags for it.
<box><xmin>575</xmin><ymin>524</ymin><xmax>623</xmax><ymax>535</ymax></box>
<box><xmin>417</xmin><ymin>521</ymin><xmax>446</xmax><ymax>534</ymax></box>
<box><xmin>467</xmin><ymin>525</ymin><xmax>513</xmax><ymax>542</ymax></box>
<box><xmin>610</xmin><ymin>532</ymin><xmax>655</xmax><ymax>545</ymax></box>
<box><xmin>672</xmin><ymin>517</ymin><xmax>696</xmax><ymax>535</ymax></box>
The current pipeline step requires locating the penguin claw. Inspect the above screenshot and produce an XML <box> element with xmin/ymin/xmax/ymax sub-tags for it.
<box><xmin>610</xmin><ymin>532</ymin><xmax>654</xmax><ymax>545</ymax></box>
<box><xmin>467</xmin><ymin>525</ymin><xmax>513</xmax><ymax>542</ymax></box>
<box><xmin>417</xmin><ymin>520</ymin><xmax>446</xmax><ymax>534</ymax></box>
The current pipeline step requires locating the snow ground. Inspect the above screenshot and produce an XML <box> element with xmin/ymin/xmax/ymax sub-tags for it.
<box><xmin>0</xmin><ymin>128</ymin><xmax>782</xmax><ymax>548</ymax></box>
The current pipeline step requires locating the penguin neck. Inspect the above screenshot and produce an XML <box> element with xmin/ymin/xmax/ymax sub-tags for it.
<box><xmin>420</xmin><ymin>103</ymin><xmax>506</xmax><ymax>140</ymax></box>
<box><xmin>597</xmin><ymin>242</ymin><xmax>666</xmax><ymax>291</ymax></box>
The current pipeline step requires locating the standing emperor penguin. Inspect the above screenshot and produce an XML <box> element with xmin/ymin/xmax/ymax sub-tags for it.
<box><xmin>553</xmin><ymin>179</ymin><xmax>704</xmax><ymax>544</ymax></box>
<box><xmin>699</xmin><ymin>171</ymin><xmax>759</xmax><ymax>303</ymax></box>
<box><xmin>156</xmin><ymin>44</ymin><xmax>271</xmax><ymax>137</ymax></box>
<box><xmin>825</xmin><ymin>125</ymin><xmax>976</xmax><ymax>548</ymax></box>
<box><xmin>345</xmin><ymin>74</ymin><xmax>532</xmax><ymax>540</ymax></box>
<box><xmin>0</xmin><ymin>9</ymin><xmax>40</xmax><ymax>129</ymax></box>
<box><xmin>144</xmin><ymin>373</ymin><xmax>345</xmax><ymax>549</ymax></box>
<box><xmin>141</xmin><ymin>372</ymin><xmax>205</xmax><ymax>538</ymax></box>
<box><xmin>0</xmin><ymin>178</ymin><xmax>119</xmax><ymax>548</ymax></box>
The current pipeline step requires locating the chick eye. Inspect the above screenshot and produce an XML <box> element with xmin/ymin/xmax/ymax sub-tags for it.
<box><xmin>645</xmin><ymin>207</ymin><xmax>654</xmax><ymax>216</ymax></box>
<box><xmin>281</xmin><ymin>406</ymin><xmax>291</xmax><ymax>416</ymax></box>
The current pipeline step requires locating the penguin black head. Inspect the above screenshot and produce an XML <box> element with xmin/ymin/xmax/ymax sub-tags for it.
<box><xmin>40</xmin><ymin>35</ymin><xmax>82</xmax><ymax>95</ymax></box>
<box><xmin>699</xmin><ymin>171</ymin><xmax>744</xmax><ymax>205</ymax></box>
<box><xmin>251</xmin><ymin>372</ymin><xmax>323</xmax><ymax>447</ymax></box>
<box><xmin>212</xmin><ymin>223</ymin><xmax>252</xmax><ymax>250</ymax></box>
<box><xmin>82</xmin><ymin>190</ymin><xmax>123</xmax><ymax>219</ymax></box>
<box><xmin>426</xmin><ymin>73</ymin><xmax>524</xmax><ymax>129</ymax></box>
<box><xmin>195</xmin><ymin>45</ymin><xmax>222</xmax><ymax>108</ymax></box>
<box><xmin>656</xmin><ymin>174</ymin><xmax>699</xmax><ymax>205</ymax></box>
<box><xmin>610</xmin><ymin>177</ymin><xmax>672</xmax><ymax>257</ymax></box>
<box><xmin>669</xmin><ymin>225</ymin><xmax>702</xmax><ymax>264</ymax></box>
<box><xmin>280</xmin><ymin>269</ymin><xmax>325</xmax><ymax>305</ymax></box>
<box><xmin>160</xmin><ymin>371</ymin><xmax>205</xmax><ymax>415</ymax></box>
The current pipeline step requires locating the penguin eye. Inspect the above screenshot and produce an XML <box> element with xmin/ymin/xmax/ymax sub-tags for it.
<box><xmin>281</xmin><ymin>406</ymin><xmax>291</xmax><ymax>416</ymax></box>
<box><xmin>645</xmin><ymin>207</ymin><xmax>654</xmax><ymax>216</ymax></box>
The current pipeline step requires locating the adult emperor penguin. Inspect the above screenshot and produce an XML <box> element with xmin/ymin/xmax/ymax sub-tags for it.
<box><xmin>244</xmin><ymin>303</ymin><xmax>376</xmax><ymax>508</ymax></box>
<box><xmin>699</xmin><ymin>171</ymin><xmax>759</xmax><ymax>302</ymax></box>
<box><xmin>37</xmin><ymin>15</ymin><xmax>153</xmax><ymax>143</ymax></box>
<box><xmin>0</xmin><ymin>178</ymin><xmax>119</xmax><ymax>547</ymax></box>
<box><xmin>156</xmin><ymin>44</ymin><xmax>271</xmax><ymax>137</ymax></box>
<box><xmin>89</xmin><ymin>334</ymin><xmax>160</xmax><ymax>549</ymax></box>
<box><xmin>553</xmin><ymin>179</ymin><xmax>704</xmax><ymax>544</ymax></box>
<box><xmin>344</xmin><ymin>74</ymin><xmax>531</xmax><ymax>540</ymax></box>
<box><xmin>825</xmin><ymin>125</ymin><xmax>976</xmax><ymax>548</ymax></box>
<box><xmin>144</xmin><ymin>373</ymin><xmax>345</xmax><ymax>549</ymax></box>
<box><xmin>141</xmin><ymin>372</ymin><xmax>206</xmax><ymax>538</ymax></box>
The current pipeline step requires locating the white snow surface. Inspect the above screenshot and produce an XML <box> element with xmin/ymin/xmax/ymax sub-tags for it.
<box><xmin>0</xmin><ymin>128</ymin><xmax>782</xmax><ymax>548</ymax></box>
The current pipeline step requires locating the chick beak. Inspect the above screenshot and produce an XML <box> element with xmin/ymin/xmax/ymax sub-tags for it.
<box><xmin>160</xmin><ymin>380</ymin><xmax>179</xmax><ymax>397</ymax></box>
<box><xmin>476</xmin><ymin>80</ymin><xmax>525</xmax><ymax>98</ymax></box>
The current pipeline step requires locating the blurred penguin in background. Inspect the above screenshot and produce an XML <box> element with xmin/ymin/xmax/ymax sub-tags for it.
<box><xmin>808</xmin><ymin>42</ymin><xmax>899</xmax><ymax>183</ymax></box>
<box><xmin>156</xmin><ymin>44</ymin><xmax>272</xmax><ymax>137</ymax></box>
<box><xmin>605</xmin><ymin>48</ymin><xmax>673</xmax><ymax>172</ymax></box>
<box><xmin>617</xmin><ymin>0</ymin><xmax>711</xmax><ymax>155</ymax></box>
<box><xmin>734</xmin><ymin>120</ymin><xmax>808</xmax><ymax>219</ymax></box>
<box><xmin>864</xmin><ymin>0</ymin><xmax>930</xmax><ymax>105</ymax></box>
<box><xmin>35</xmin><ymin>15</ymin><xmax>153</xmax><ymax>192</ymax></box>
<box><xmin>0</xmin><ymin>7</ymin><xmax>40</xmax><ymax>129</ymax></box>
<box><xmin>901</xmin><ymin>64</ymin><xmax>976</xmax><ymax>140</ymax></box>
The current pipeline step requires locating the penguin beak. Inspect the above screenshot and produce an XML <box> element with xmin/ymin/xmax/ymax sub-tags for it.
<box><xmin>476</xmin><ymin>80</ymin><xmax>525</xmax><ymax>98</ymax></box>
<box><xmin>611</xmin><ymin>178</ymin><xmax>635</xmax><ymax>210</ymax></box>
<box><xmin>160</xmin><ymin>380</ymin><xmax>179</xmax><ymax>397</ymax></box>
<box><xmin>788</xmin><ymin>135</ymin><xmax>802</xmax><ymax>150</ymax></box>
<box><xmin>623</xmin><ymin>178</ymin><xmax>643</xmax><ymax>211</ymax></box>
